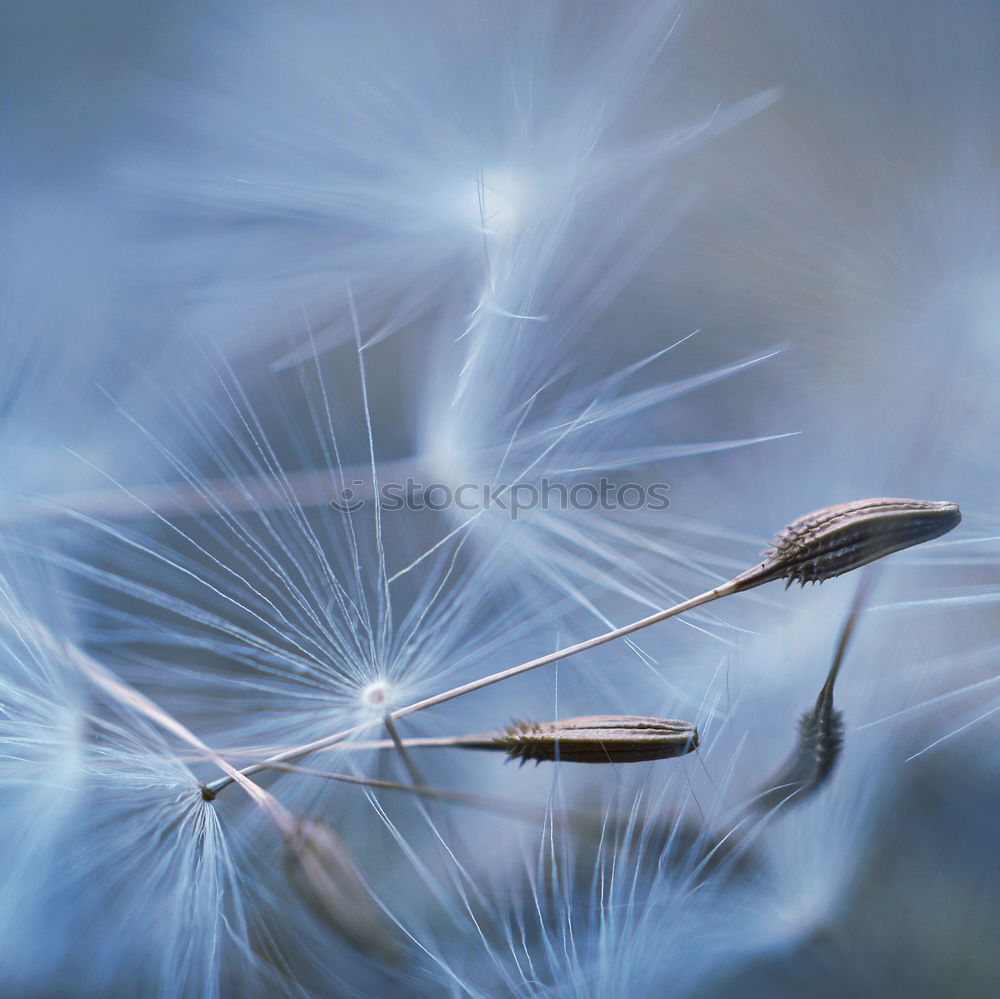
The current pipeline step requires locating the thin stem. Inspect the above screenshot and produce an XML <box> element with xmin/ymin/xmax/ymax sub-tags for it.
<box><xmin>289</xmin><ymin>735</ymin><xmax>502</xmax><ymax>752</ymax></box>
<box><xmin>206</xmin><ymin>576</ymin><xmax>743</xmax><ymax>794</ymax></box>
<box><xmin>398</xmin><ymin>579</ymin><xmax>741</xmax><ymax>718</ymax></box>
<box><xmin>819</xmin><ymin>568</ymin><xmax>877</xmax><ymax>704</ymax></box>
<box><xmin>178</xmin><ymin>735</ymin><xmax>493</xmax><ymax>761</ymax></box>
<box><xmin>383</xmin><ymin>715</ymin><xmax>427</xmax><ymax>787</ymax></box>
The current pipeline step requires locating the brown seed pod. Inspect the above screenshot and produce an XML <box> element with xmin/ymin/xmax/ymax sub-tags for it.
<box><xmin>735</xmin><ymin>498</ymin><xmax>961</xmax><ymax>590</ymax></box>
<box><xmin>283</xmin><ymin>816</ymin><xmax>400</xmax><ymax>963</ymax></box>
<box><xmin>488</xmin><ymin>715</ymin><xmax>699</xmax><ymax>764</ymax></box>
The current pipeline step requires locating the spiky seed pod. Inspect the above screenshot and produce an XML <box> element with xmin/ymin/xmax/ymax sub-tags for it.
<box><xmin>282</xmin><ymin>817</ymin><xmax>400</xmax><ymax>964</ymax></box>
<box><xmin>488</xmin><ymin>715</ymin><xmax>699</xmax><ymax>764</ymax></box>
<box><xmin>735</xmin><ymin>498</ymin><xmax>961</xmax><ymax>590</ymax></box>
<box><xmin>795</xmin><ymin>699</ymin><xmax>845</xmax><ymax>787</ymax></box>
<box><xmin>753</xmin><ymin>699</ymin><xmax>846</xmax><ymax>815</ymax></box>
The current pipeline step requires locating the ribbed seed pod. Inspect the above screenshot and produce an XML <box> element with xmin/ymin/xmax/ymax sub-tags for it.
<box><xmin>486</xmin><ymin>715</ymin><xmax>699</xmax><ymax>764</ymax></box>
<box><xmin>735</xmin><ymin>498</ymin><xmax>961</xmax><ymax>590</ymax></box>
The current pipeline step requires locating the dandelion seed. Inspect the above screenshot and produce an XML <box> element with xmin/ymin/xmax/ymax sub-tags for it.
<box><xmin>0</xmin><ymin>578</ymin><xmax>262</xmax><ymax>997</ymax></box>
<box><xmin>734</xmin><ymin>498</ymin><xmax>962</xmax><ymax>591</ymax></box>
<box><xmin>400</xmin><ymin>498</ymin><xmax>959</xmax><ymax>694</ymax></box>
<box><xmin>208</xmin><ymin>497</ymin><xmax>961</xmax><ymax>793</ymax></box>
<box><xmin>301</xmin><ymin>715</ymin><xmax>698</xmax><ymax>765</ymax></box>
<box><xmin>46</xmin><ymin>604</ymin><xmax>401</xmax><ymax>970</ymax></box>
<box><xmin>482</xmin><ymin>715</ymin><xmax>698</xmax><ymax>765</ymax></box>
<box><xmin>751</xmin><ymin>573</ymin><xmax>873</xmax><ymax>814</ymax></box>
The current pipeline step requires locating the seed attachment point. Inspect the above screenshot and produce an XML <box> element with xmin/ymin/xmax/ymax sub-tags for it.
<box><xmin>360</xmin><ymin>678</ymin><xmax>397</xmax><ymax>713</ymax></box>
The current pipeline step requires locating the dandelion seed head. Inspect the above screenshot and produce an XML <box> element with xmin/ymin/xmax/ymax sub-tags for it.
<box><xmin>133</xmin><ymin>0</ymin><xmax>719</xmax><ymax>362</ymax></box>
<box><xmin>0</xmin><ymin>571</ymin><xmax>263</xmax><ymax>996</ymax></box>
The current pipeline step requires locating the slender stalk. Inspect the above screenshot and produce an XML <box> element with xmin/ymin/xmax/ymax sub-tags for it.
<box><xmin>382</xmin><ymin>715</ymin><xmax>427</xmax><ymax>787</ymax></box>
<box><xmin>274</xmin><ymin>735</ymin><xmax>503</xmax><ymax>753</ymax></box>
<box><xmin>819</xmin><ymin>568</ymin><xmax>875</xmax><ymax>703</ymax></box>
<box><xmin>397</xmin><ymin>579</ymin><xmax>741</xmax><ymax>717</ymax></box>
<box><xmin>82</xmin><ymin>656</ymin><xmax>281</xmax><ymax>812</ymax></box>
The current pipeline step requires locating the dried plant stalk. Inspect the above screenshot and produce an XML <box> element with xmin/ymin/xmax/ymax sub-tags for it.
<box><xmin>283</xmin><ymin>816</ymin><xmax>400</xmax><ymax>964</ymax></box>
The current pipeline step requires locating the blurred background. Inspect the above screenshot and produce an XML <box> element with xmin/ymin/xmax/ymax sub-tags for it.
<box><xmin>2</xmin><ymin>1</ymin><xmax>998</xmax><ymax>995</ymax></box>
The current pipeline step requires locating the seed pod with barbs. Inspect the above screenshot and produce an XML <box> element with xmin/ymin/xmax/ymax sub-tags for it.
<box><xmin>468</xmin><ymin>715</ymin><xmax>699</xmax><ymax>765</ymax></box>
<box><xmin>751</xmin><ymin>695</ymin><xmax>845</xmax><ymax>815</ymax></box>
<box><xmin>733</xmin><ymin>498</ymin><xmax>961</xmax><ymax>591</ymax></box>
